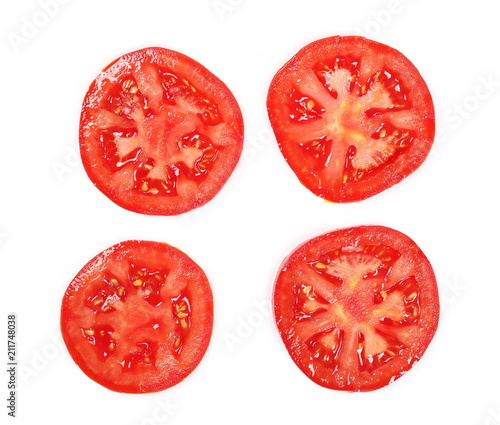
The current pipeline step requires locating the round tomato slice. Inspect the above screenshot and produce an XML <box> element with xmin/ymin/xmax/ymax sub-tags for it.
<box><xmin>80</xmin><ymin>47</ymin><xmax>244</xmax><ymax>215</ymax></box>
<box><xmin>267</xmin><ymin>36</ymin><xmax>435</xmax><ymax>202</ymax></box>
<box><xmin>273</xmin><ymin>226</ymin><xmax>439</xmax><ymax>391</ymax></box>
<box><xmin>60</xmin><ymin>240</ymin><xmax>213</xmax><ymax>393</ymax></box>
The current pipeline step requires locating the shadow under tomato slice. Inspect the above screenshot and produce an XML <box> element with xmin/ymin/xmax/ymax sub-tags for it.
<box><xmin>267</xmin><ymin>36</ymin><xmax>435</xmax><ymax>202</ymax></box>
<box><xmin>273</xmin><ymin>225</ymin><xmax>439</xmax><ymax>392</ymax></box>
<box><xmin>80</xmin><ymin>47</ymin><xmax>243</xmax><ymax>215</ymax></box>
<box><xmin>60</xmin><ymin>240</ymin><xmax>213</xmax><ymax>393</ymax></box>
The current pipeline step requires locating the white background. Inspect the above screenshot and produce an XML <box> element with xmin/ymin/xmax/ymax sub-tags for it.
<box><xmin>1</xmin><ymin>0</ymin><xmax>499</xmax><ymax>424</ymax></box>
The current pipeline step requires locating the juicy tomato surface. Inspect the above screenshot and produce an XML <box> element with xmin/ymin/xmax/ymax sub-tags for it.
<box><xmin>61</xmin><ymin>240</ymin><xmax>213</xmax><ymax>393</ymax></box>
<box><xmin>273</xmin><ymin>226</ymin><xmax>439</xmax><ymax>391</ymax></box>
<box><xmin>80</xmin><ymin>47</ymin><xmax>244</xmax><ymax>215</ymax></box>
<box><xmin>267</xmin><ymin>36</ymin><xmax>435</xmax><ymax>202</ymax></box>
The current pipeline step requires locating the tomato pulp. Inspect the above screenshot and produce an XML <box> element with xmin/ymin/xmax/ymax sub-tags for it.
<box><xmin>273</xmin><ymin>226</ymin><xmax>439</xmax><ymax>391</ymax></box>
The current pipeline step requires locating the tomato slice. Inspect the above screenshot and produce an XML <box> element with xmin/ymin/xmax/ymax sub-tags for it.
<box><xmin>267</xmin><ymin>36</ymin><xmax>435</xmax><ymax>202</ymax></box>
<box><xmin>273</xmin><ymin>226</ymin><xmax>439</xmax><ymax>391</ymax></box>
<box><xmin>60</xmin><ymin>240</ymin><xmax>213</xmax><ymax>393</ymax></box>
<box><xmin>80</xmin><ymin>47</ymin><xmax>244</xmax><ymax>215</ymax></box>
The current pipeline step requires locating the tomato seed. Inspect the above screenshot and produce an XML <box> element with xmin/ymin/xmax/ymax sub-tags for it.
<box><xmin>406</xmin><ymin>292</ymin><xmax>418</xmax><ymax>302</ymax></box>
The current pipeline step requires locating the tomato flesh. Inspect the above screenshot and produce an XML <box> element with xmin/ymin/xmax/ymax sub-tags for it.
<box><xmin>273</xmin><ymin>226</ymin><xmax>439</xmax><ymax>391</ymax></box>
<box><xmin>80</xmin><ymin>47</ymin><xmax>243</xmax><ymax>215</ymax></box>
<box><xmin>267</xmin><ymin>36</ymin><xmax>435</xmax><ymax>202</ymax></box>
<box><xmin>61</xmin><ymin>241</ymin><xmax>213</xmax><ymax>393</ymax></box>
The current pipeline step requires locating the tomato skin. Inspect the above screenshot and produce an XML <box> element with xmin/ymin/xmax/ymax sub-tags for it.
<box><xmin>273</xmin><ymin>225</ymin><xmax>439</xmax><ymax>392</ymax></box>
<box><xmin>267</xmin><ymin>36</ymin><xmax>435</xmax><ymax>203</ymax></box>
<box><xmin>61</xmin><ymin>241</ymin><xmax>213</xmax><ymax>393</ymax></box>
<box><xmin>80</xmin><ymin>47</ymin><xmax>244</xmax><ymax>216</ymax></box>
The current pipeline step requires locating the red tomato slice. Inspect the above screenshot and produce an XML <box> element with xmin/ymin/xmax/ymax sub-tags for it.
<box><xmin>60</xmin><ymin>240</ymin><xmax>213</xmax><ymax>393</ymax></box>
<box><xmin>267</xmin><ymin>36</ymin><xmax>435</xmax><ymax>202</ymax></box>
<box><xmin>80</xmin><ymin>47</ymin><xmax>244</xmax><ymax>215</ymax></box>
<box><xmin>273</xmin><ymin>226</ymin><xmax>439</xmax><ymax>391</ymax></box>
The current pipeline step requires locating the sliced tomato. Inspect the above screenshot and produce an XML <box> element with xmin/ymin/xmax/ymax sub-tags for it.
<box><xmin>80</xmin><ymin>47</ymin><xmax>244</xmax><ymax>215</ymax></box>
<box><xmin>267</xmin><ymin>36</ymin><xmax>435</xmax><ymax>202</ymax></box>
<box><xmin>60</xmin><ymin>240</ymin><xmax>213</xmax><ymax>393</ymax></box>
<box><xmin>273</xmin><ymin>226</ymin><xmax>439</xmax><ymax>391</ymax></box>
